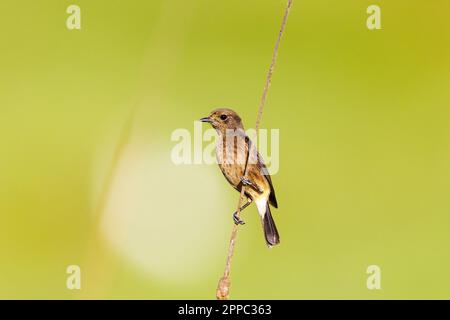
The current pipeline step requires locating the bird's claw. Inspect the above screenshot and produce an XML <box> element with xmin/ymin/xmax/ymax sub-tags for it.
<box><xmin>240</xmin><ymin>177</ymin><xmax>263</xmax><ymax>193</ymax></box>
<box><xmin>240</xmin><ymin>177</ymin><xmax>252</xmax><ymax>186</ymax></box>
<box><xmin>233</xmin><ymin>212</ymin><xmax>245</xmax><ymax>225</ymax></box>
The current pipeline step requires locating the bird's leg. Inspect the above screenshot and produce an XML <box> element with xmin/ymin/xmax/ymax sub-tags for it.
<box><xmin>232</xmin><ymin>198</ymin><xmax>253</xmax><ymax>225</ymax></box>
<box><xmin>240</xmin><ymin>177</ymin><xmax>263</xmax><ymax>194</ymax></box>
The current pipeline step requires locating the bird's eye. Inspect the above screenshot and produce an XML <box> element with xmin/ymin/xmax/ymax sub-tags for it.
<box><xmin>220</xmin><ymin>114</ymin><xmax>228</xmax><ymax>121</ymax></box>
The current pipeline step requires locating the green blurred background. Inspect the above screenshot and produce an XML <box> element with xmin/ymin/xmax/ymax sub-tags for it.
<box><xmin>0</xmin><ymin>0</ymin><xmax>449</xmax><ymax>299</ymax></box>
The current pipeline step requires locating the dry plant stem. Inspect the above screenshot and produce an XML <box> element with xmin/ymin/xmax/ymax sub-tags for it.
<box><xmin>216</xmin><ymin>0</ymin><xmax>294</xmax><ymax>300</ymax></box>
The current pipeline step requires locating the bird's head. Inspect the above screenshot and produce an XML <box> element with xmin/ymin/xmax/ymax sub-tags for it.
<box><xmin>200</xmin><ymin>108</ymin><xmax>244</xmax><ymax>134</ymax></box>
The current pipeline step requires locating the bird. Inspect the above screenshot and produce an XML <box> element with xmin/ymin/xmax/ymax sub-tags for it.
<box><xmin>200</xmin><ymin>108</ymin><xmax>280</xmax><ymax>247</ymax></box>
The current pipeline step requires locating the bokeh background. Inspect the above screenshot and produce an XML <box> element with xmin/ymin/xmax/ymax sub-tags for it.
<box><xmin>1</xmin><ymin>0</ymin><xmax>449</xmax><ymax>299</ymax></box>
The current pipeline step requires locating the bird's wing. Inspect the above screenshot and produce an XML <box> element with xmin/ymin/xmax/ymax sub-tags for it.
<box><xmin>243</xmin><ymin>133</ymin><xmax>278</xmax><ymax>208</ymax></box>
<box><xmin>257</xmin><ymin>152</ymin><xmax>278</xmax><ymax>208</ymax></box>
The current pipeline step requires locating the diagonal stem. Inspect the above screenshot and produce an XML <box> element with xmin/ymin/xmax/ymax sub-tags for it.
<box><xmin>216</xmin><ymin>0</ymin><xmax>294</xmax><ymax>300</ymax></box>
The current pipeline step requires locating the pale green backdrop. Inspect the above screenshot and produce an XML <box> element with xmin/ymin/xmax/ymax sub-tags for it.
<box><xmin>0</xmin><ymin>0</ymin><xmax>449</xmax><ymax>299</ymax></box>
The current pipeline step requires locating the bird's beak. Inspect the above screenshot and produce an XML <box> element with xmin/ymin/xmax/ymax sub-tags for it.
<box><xmin>200</xmin><ymin>116</ymin><xmax>212</xmax><ymax>123</ymax></box>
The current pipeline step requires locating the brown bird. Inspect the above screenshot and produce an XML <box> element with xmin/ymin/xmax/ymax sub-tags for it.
<box><xmin>200</xmin><ymin>108</ymin><xmax>280</xmax><ymax>247</ymax></box>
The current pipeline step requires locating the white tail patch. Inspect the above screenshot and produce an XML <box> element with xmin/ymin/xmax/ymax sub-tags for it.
<box><xmin>255</xmin><ymin>199</ymin><xmax>267</xmax><ymax>218</ymax></box>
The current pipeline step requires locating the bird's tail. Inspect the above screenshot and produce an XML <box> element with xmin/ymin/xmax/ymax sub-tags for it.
<box><xmin>262</xmin><ymin>203</ymin><xmax>280</xmax><ymax>247</ymax></box>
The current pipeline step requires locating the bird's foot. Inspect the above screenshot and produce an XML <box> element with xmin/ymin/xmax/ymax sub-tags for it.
<box><xmin>233</xmin><ymin>212</ymin><xmax>245</xmax><ymax>225</ymax></box>
<box><xmin>240</xmin><ymin>177</ymin><xmax>263</xmax><ymax>194</ymax></box>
